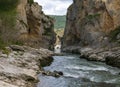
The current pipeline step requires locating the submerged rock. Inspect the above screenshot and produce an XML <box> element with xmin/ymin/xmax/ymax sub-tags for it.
<box><xmin>40</xmin><ymin>70</ymin><xmax>63</xmax><ymax>78</ymax></box>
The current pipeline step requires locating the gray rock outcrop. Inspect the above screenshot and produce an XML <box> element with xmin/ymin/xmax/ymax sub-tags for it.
<box><xmin>62</xmin><ymin>0</ymin><xmax>120</xmax><ymax>68</ymax></box>
<box><xmin>0</xmin><ymin>45</ymin><xmax>53</xmax><ymax>87</ymax></box>
<box><xmin>63</xmin><ymin>0</ymin><xmax>120</xmax><ymax>48</ymax></box>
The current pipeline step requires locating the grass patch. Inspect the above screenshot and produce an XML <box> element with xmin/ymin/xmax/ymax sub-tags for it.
<box><xmin>2</xmin><ymin>47</ymin><xmax>11</xmax><ymax>57</ymax></box>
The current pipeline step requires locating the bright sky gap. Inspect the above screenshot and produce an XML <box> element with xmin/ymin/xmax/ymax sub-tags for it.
<box><xmin>34</xmin><ymin>0</ymin><xmax>73</xmax><ymax>15</ymax></box>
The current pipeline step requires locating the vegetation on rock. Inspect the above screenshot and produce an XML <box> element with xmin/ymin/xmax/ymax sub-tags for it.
<box><xmin>0</xmin><ymin>0</ymin><xmax>19</xmax><ymax>11</ymax></box>
<box><xmin>28</xmin><ymin>0</ymin><xmax>34</xmax><ymax>5</ymax></box>
<box><xmin>50</xmin><ymin>15</ymin><xmax>66</xmax><ymax>29</ymax></box>
<box><xmin>0</xmin><ymin>0</ymin><xmax>19</xmax><ymax>49</ymax></box>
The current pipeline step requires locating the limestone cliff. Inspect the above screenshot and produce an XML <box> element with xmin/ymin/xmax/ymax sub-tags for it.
<box><xmin>62</xmin><ymin>0</ymin><xmax>120</xmax><ymax>49</ymax></box>
<box><xmin>0</xmin><ymin>0</ymin><xmax>56</xmax><ymax>50</ymax></box>
<box><xmin>62</xmin><ymin>0</ymin><xmax>120</xmax><ymax>68</ymax></box>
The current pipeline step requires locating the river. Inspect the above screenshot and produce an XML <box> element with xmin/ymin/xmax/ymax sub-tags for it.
<box><xmin>38</xmin><ymin>54</ymin><xmax>120</xmax><ymax>87</ymax></box>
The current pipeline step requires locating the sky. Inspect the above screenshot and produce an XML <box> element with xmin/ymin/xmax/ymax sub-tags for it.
<box><xmin>34</xmin><ymin>0</ymin><xmax>73</xmax><ymax>15</ymax></box>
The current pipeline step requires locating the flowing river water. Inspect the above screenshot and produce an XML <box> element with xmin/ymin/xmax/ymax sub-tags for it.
<box><xmin>38</xmin><ymin>54</ymin><xmax>120</xmax><ymax>87</ymax></box>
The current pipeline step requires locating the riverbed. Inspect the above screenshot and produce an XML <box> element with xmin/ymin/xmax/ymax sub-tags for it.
<box><xmin>38</xmin><ymin>54</ymin><xmax>120</xmax><ymax>87</ymax></box>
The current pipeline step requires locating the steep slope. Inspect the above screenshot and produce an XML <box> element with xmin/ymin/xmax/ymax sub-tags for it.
<box><xmin>63</xmin><ymin>0</ymin><xmax>120</xmax><ymax>48</ymax></box>
<box><xmin>0</xmin><ymin>0</ymin><xmax>56</xmax><ymax>50</ymax></box>
<box><xmin>62</xmin><ymin>0</ymin><xmax>120</xmax><ymax>67</ymax></box>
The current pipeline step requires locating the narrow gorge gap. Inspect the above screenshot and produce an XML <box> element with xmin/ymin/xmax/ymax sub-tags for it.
<box><xmin>34</xmin><ymin>0</ymin><xmax>73</xmax><ymax>52</ymax></box>
<box><xmin>53</xmin><ymin>15</ymin><xmax>65</xmax><ymax>53</ymax></box>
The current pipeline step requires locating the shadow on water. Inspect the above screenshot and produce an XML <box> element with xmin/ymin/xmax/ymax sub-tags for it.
<box><xmin>38</xmin><ymin>54</ymin><xmax>120</xmax><ymax>87</ymax></box>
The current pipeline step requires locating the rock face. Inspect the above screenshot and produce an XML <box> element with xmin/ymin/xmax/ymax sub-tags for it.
<box><xmin>0</xmin><ymin>0</ymin><xmax>56</xmax><ymax>50</ymax></box>
<box><xmin>17</xmin><ymin>0</ymin><xmax>56</xmax><ymax>50</ymax></box>
<box><xmin>63</xmin><ymin>0</ymin><xmax>120</xmax><ymax>48</ymax></box>
<box><xmin>62</xmin><ymin>0</ymin><xmax>120</xmax><ymax>67</ymax></box>
<box><xmin>0</xmin><ymin>45</ymin><xmax>53</xmax><ymax>87</ymax></box>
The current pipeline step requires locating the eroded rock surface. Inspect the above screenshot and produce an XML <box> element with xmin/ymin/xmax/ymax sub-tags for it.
<box><xmin>0</xmin><ymin>0</ymin><xmax>56</xmax><ymax>50</ymax></box>
<box><xmin>62</xmin><ymin>0</ymin><xmax>120</xmax><ymax>68</ymax></box>
<box><xmin>0</xmin><ymin>45</ymin><xmax>53</xmax><ymax>87</ymax></box>
<box><xmin>18</xmin><ymin>0</ymin><xmax>56</xmax><ymax>50</ymax></box>
<box><xmin>63</xmin><ymin>0</ymin><xmax>120</xmax><ymax>48</ymax></box>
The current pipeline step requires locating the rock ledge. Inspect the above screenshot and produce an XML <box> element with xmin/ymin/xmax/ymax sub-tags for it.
<box><xmin>0</xmin><ymin>45</ymin><xmax>54</xmax><ymax>87</ymax></box>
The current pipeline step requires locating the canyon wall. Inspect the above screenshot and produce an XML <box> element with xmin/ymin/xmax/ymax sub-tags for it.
<box><xmin>62</xmin><ymin>0</ymin><xmax>120</xmax><ymax>49</ymax></box>
<box><xmin>0</xmin><ymin>0</ymin><xmax>56</xmax><ymax>50</ymax></box>
<box><xmin>62</xmin><ymin>0</ymin><xmax>120</xmax><ymax>68</ymax></box>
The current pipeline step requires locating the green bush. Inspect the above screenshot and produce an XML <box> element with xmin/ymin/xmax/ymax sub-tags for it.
<box><xmin>0</xmin><ymin>0</ymin><xmax>20</xmax><ymax>49</ymax></box>
<box><xmin>2</xmin><ymin>47</ymin><xmax>10</xmax><ymax>57</ymax></box>
<box><xmin>28</xmin><ymin>0</ymin><xmax>34</xmax><ymax>5</ymax></box>
<box><xmin>0</xmin><ymin>0</ymin><xmax>19</xmax><ymax>11</ymax></box>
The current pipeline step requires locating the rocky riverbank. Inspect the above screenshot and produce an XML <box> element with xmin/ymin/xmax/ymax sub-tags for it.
<box><xmin>0</xmin><ymin>45</ymin><xmax>54</xmax><ymax>87</ymax></box>
<box><xmin>63</xmin><ymin>46</ymin><xmax>120</xmax><ymax>68</ymax></box>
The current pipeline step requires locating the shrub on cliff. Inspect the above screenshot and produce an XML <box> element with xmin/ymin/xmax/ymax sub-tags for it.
<box><xmin>28</xmin><ymin>0</ymin><xmax>34</xmax><ymax>5</ymax></box>
<box><xmin>0</xmin><ymin>0</ymin><xmax>19</xmax><ymax>11</ymax></box>
<box><xmin>0</xmin><ymin>0</ymin><xmax>20</xmax><ymax>49</ymax></box>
